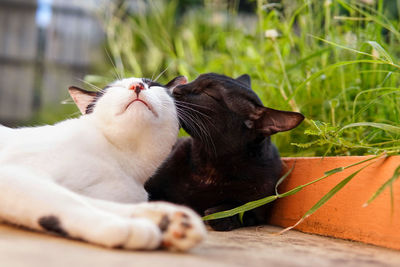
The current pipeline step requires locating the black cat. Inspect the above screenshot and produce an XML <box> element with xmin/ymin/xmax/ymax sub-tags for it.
<box><xmin>145</xmin><ymin>73</ymin><xmax>304</xmax><ymax>231</ymax></box>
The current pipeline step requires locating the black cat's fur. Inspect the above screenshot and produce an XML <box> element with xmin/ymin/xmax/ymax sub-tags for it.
<box><xmin>145</xmin><ymin>73</ymin><xmax>304</xmax><ymax>231</ymax></box>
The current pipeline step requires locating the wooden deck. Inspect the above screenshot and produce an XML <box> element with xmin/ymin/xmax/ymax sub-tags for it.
<box><xmin>1</xmin><ymin>223</ymin><xmax>400</xmax><ymax>267</ymax></box>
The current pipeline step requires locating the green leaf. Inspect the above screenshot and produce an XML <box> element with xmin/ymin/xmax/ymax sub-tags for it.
<box><xmin>276</xmin><ymin>156</ymin><xmax>385</xmax><ymax>235</ymax></box>
<box><xmin>203</xmin><ymin>154</ymin><xmax>386</xmax><ymax>222</ymax></box>
<box><xmin>202</xmin><ymin>195</ymin><xmax>278</xmax><ymax>221</ymax></box>
<box><xmin>302</xmin><ymin>162</ymin><xmax>374</xmax><ymax>218</ymax></box>
<box><xmin>278</xmin><ymin>187</ymin><xmax>303</xmax><ymax>198</ymax></box>
<box><xmin>340</xmin><ymin>122</ymin><xmax>400</xmax><ymax>135</ymax></box>
<box><xmin>364</xmin><ymin>165</ymin><xmax>400</xmax><ymax>206</ymax></box>
<box><xmin>324</xmin><ymin>167</ymin><xmax>344</xmax><ymax>175</ymax></box>
<box><xmin>291</xmin><ymin>140</ymin><xmax>321</xmax><ymax>148</ymax></box>
<box><xmin>238</xmin><ymin>212</ymin><xmax>244</xmax><ymax>225</ymax></box>
<box><xmin>304</xmin><ymin>129</ymin><xmax>322</xmax><ymax>136</ymax></box>
<box><xmin>275</xmin><ymin>163</ymin><xmax>296</xmax><ymax>195</ymax></box>
<box><xmin>367</xmin><ymin>41</ymin><xmax>393</xmax><ymax>63</ymax></box>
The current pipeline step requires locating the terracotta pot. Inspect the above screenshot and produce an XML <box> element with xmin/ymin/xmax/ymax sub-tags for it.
<box><xmin>269</xmin><ymin>155</ymin><xmax>400</xmax><ymax>250</ymax></box>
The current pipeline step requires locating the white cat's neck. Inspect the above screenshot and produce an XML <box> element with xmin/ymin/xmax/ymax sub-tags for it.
<box><xmin>72</xmin><ymin>114</ymin><xmax>176</xmax><ymax>185</ymax></box>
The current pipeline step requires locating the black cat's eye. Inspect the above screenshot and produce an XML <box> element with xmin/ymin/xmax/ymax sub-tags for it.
<box><xmin>203</xmin><ymin>91</ymin><xmax>220</xmax><ymax>102</ymax></box>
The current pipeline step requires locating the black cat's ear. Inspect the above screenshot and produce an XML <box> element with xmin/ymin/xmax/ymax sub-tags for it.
<box><xmin>68</xmin><ymin>86</ymin><xmax>97</xmax><ymax>114</ymax></box>
<box><xmin>247</xmin><ymin>107</ymin><xmax>305</xmax><ymax>136</ymax></box>
<box><xmin>236</xmin><ymin>74</ymin><xmax>251</xmax><ymax>87</ymax></box>
<box><xmin>165</xmin><ymin>76</ymin><xmax>188</xmax><ymax>92</ymax></box>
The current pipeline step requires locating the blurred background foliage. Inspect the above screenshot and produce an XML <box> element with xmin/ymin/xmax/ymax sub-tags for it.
<box><xmin>34</xmin><ymin>0</ymin><xmax>400</xmax><ymax>156</ymax></box>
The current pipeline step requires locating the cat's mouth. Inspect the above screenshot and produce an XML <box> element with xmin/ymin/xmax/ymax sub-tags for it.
<box><xmin>124</xmin><ymin>98</ymin><xmax>158</xmax><ymax>117</ymax></box>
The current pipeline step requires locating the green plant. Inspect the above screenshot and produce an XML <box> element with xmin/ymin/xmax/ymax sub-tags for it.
<box><xmin>97</xmin><ymin>0</ymin><xmax>400</xmax><ymax>157</ymax></box>
<box><xmin>202</xmin><ymin>153</ymin><xmax>387</xmax><ymax>222</ymax></box>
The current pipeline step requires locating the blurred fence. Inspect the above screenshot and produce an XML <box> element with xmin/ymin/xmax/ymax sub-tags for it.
<box><xmin>0</xmin><ymin>0</ymin><xmax>104</xmax><ymax>124</ymax></box>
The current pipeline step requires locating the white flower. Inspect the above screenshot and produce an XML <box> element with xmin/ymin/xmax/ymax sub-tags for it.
<box><xmin>265</xmin><ymin>29</ymin><xmax>279</xmax><ymax>40</ymax></box>
<box><xmin>344</xmin><ymin>32</ymin><xmax>357</xmax><ymax>48</ymax></box>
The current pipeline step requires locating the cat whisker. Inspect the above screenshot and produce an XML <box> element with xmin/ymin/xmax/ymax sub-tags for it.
<box><xmin>154</xmin><ymin>63</ymin><xmax>172</xmax><ymax>82</ymax></box>
<box><xmin>104</xmin><ymin>47</ymin><xmax>123</xmax><ymax>80</ymax></box>
<box><xmin>177</xmin><ymin>105</ymin><xmax>218</xmax><ymax>141</ymax></box>
<box><xmin>62</xmin><ymin>110</ymin><xmax>83</xmax><ymax>120</ymax></box>
<box><xmin>174</xmin><ymin>103</ymin><xmax>213</xmax><ymax>120</ymax></box>
<box><xmin>176</xmin><ymin>106</ymin><xmax>217</xmax><ymax>156</ymax></box>
<box><xmin>175</xmin><ymin>107</ymin><xmax>212</xmax><ymax>124</ymax></box>
<box><xmin>176</xmin><ymin>110</ymin><xmax>205</xmax><ymax>145</ymax></box>
<box><xmin>76</xmin><ymin>78</ymin><xmax>103</xmax><ymax>92</ymax></box>
<box><xmin>61</xmin><ymin>99</ymin><xmax>75</xmax><ymax>105</ymax></box>
<box><xmin>176</xmin><ymin>108</ymin><xmax>204</xmax><ymax>138</ymax></box>
<box><xmin>174</xmin><ymin>100</ymin><xmax>214</xmax><ymax>112</ymax></box>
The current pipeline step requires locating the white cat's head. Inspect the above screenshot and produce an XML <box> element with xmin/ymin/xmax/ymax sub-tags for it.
<box><xmin>68</xmin><ymin>76</ymin><xmax>187</xmax><ymax>147</ymax></box>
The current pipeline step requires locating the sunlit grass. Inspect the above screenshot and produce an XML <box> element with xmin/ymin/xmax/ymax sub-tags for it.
<box><xmin>97</xmin><ymin>0</ymin><xmax>400</xmax><ymax>157</ymax></box>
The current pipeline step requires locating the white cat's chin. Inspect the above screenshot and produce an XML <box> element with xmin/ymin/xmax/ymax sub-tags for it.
<box><xmin>125</xmin><ymin>100</ymin><xmax>158</xmax><ymax>118</ymax></box>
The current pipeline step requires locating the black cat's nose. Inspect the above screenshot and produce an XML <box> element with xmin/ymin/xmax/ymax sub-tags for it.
<box><xmin>129</xmin><ymin>82</ymin><xmax>145</xmax><ymax>96</ymax></box>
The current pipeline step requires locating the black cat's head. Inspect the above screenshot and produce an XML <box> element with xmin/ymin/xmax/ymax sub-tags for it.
<box><xmin>173</xmin><ymin>73</ymin><xmax>304</xmax><ymax>154</ymax></box>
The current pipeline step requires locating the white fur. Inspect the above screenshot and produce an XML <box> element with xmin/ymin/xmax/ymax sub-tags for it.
<box><xmin>0</xmin><ymin>77</ymin><xmax>206</xmax><ymax>251</ymax></box>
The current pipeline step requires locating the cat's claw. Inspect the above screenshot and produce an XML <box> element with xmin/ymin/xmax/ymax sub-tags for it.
<box><xmin>132</xmin><ymin>202</ymin><xmax>207</xmax><ymax>251</ymax></box>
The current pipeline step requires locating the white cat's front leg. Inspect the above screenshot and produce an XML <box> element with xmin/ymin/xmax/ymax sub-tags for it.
<box><xmin>0</xmin><ymin>166</ymin><xmax>161</xmax><ymax>250</ymax></box>
<box><xmin>84</xmin><ymin>197</ymin><xmax>207</xmax><ymax>251</ymax></box>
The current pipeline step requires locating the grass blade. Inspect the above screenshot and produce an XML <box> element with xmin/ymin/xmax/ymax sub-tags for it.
<box><xmin>364</xmin><ymin>165</ymin><xmax>400</xmax><ymax>207</ymax></box>
<box><xmin>324</xmin><ymin>167</ymin><xmax>344</xmax><ymax>175</ymax></box>
<box><xmin>366</xmin><ymin>41</ymin><xmax>393</xmax><ymax>63</ymax></box>
<box><xmin>288</xmin><ymin>60</ymin><xmax>394</xmax><ymax>101</ymax></box>
<box><xmin>202</xmin><ymin>195</ymin><xmax>278</xmax><ymax>221</ymax></box>
<box><xmin>275</xmin><ymin>162</ymin><xmax>296</xmax><ymax>195</ymax></box>
<box><xmin>203</xmin><ymin>154</ymin><xmax>386</xmax><ymax>222</ymax></box>
<box><xmin>277</xmin><ymin>161</ymin><xmax>377</xmax><ymax>235</ymax></box>
<box><xmin>340</xmin><ymin>122</ymin><xmax>400</xmax><ymax>135</ymax></box>
<box><xmin>302</xmin><ymin>164</ymin><xmax>373</xmax><ymax>218</ymax></box>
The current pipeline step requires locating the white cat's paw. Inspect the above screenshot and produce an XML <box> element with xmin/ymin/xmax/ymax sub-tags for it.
<box><xmin>84</xmin><ymin>217</ymin><xmax>161</xmax><ymax>250</ymax></box>
<box><xmin>123</xmin><ymin>218</ymin><xmax>162</xmax><ymax>250</ymax></box>
<box><xmin>133</xmin><ymin>202</ymin><xmax>207</xmax><ymax>251</ymax></box>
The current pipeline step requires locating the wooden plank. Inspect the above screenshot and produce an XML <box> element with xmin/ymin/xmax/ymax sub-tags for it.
<box><xmin>0</xmin><ymin>1</ymin><xmax>37</xmax><ymax>122</ymax></box>
<box><xmin>0</xmin><ymin>0</ymin><xmax>104</xmax><ymax>122</ymax></box>
<box><xmin>269</xmin><ymin>156</ymin><xmax>400</xmax><ymax>250</ymax></box>
<box><xmin>0</xmin><ymin>64</ymin><xmax>35</xmax><ymax>121</ymax></box>
<box><xmin>2</xmin><ymin>223</ymin><xmax>400</xmax><ymax>267</ymax></box>
<box><xmin>0</xmin><ymin>2</ymin><xmax>37</xmax><ymax>59</ymax></box>
<box><xmin>44</xmin><ymin>8</ymin><xmax>102</xmax><ymax>66</ymax></box>
<box><xmin>40</xmin><ymin>4</ymin><xmax>103</xmax><ymax>108</ymax></box>
<box><xmin>0</xmin><ymin>0</ymin><xmax>37</xmax><ymax>10</ymax></box>
<box><xmin>41</xmin><ymin>65</ymin><xmax>84</xmax><ymax>106</ymax></box>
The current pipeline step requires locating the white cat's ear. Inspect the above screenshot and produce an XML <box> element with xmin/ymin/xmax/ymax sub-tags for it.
<box><xmin>68</xmin><ymin>86</ymin><xmax>97</xmax><ymax>114</ymax></box>
<box><xmin>165</xmin><ymin>76</ymin><xmax>188</xmax><ymax>92</ymax></box>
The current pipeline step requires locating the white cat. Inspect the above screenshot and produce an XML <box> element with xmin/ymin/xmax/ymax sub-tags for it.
<box><xmin>0</xmin><ymin>76</ymin><xmax>206</xmax><ymax>251</ymax></box>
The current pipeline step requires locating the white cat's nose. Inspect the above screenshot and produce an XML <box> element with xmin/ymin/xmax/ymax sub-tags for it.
<box><xmin>129</xmin><ymin>82</ymin><xmax>145</xmax><ymax>96</ymax></box>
